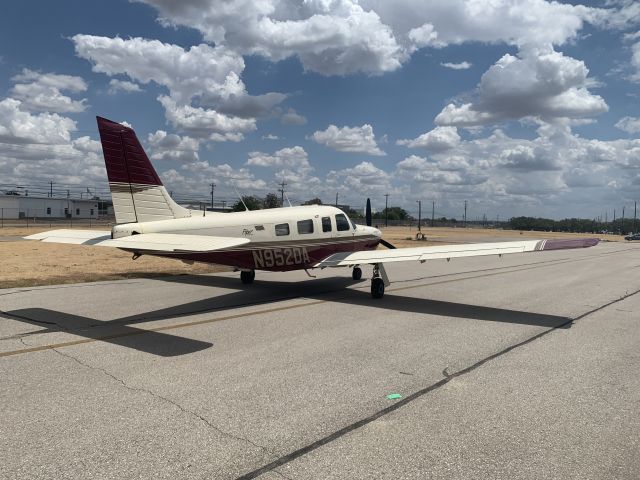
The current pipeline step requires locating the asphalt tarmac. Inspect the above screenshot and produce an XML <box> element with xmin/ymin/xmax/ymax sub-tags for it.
<box><xmin>1</xmin><ymin>241</ymin><xmax>639</xmax><ymax>479</ymax></box>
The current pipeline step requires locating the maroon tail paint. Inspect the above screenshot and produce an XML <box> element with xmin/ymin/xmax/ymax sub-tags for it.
<box><xmin>97</xmin><ymin>116</ymin><xmax>162</xmax><ymax>186</ymax></box>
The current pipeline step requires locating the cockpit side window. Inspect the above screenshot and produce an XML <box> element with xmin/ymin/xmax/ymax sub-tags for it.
<box><xmin>322</xmin><ymin>216</ymin><xmax>332</xmax><ymax>232</ymax></box>
<box><xmin>335</xmin><ymin>214</ymin><xmax>351</xmax><ymax>231</ymax></box>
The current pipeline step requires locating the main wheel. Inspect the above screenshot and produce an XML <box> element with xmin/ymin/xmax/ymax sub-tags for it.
<box><xmin>352</xmin><ymin>266</ymin><xmax>362</xmax><ymax>280</ymax></box>
<box><xmin>371</xmin><ymin>277</ymin><xmax>385</xmax><ymax>299</ymax></box>
<box><xmin>240</xmin><ymin>270</ymin><xmax>255</xmax><ymax>284</ymax></box>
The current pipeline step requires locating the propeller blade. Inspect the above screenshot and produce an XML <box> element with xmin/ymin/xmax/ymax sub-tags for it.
<box><xmin>379</xmin><ymin>238</ymin><xmax>396</xmax><ymax>249</ymax></box>
<box><xmin>366</xmin><ymin>198</ymin><xmax>372</xmax><ymax>227</ymax></box>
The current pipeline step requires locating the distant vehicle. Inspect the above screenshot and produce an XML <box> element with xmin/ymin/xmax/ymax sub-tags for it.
<box><xmin>625</xmin><ymin>233</ymin><xmax>640</xmax><ymax>241</ymax></box>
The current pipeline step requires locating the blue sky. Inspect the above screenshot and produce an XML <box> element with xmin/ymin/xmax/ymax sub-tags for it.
<box><xmin>1</xmin><ymin>0</ymin><xmax>639</xmax><ymax>220</ymax></box>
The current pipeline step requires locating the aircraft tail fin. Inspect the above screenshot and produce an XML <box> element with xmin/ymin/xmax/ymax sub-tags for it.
<box><xmin>97</xmin><ymin>116</ymin><xmax>191</xmax><ymax>224</ymax></box>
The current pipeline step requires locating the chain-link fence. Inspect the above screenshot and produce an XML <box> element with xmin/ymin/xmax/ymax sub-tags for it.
<box><xmin>0</xmin><ymin>208</ymin><xmax>114</xmax><ymax>228</ymax></box>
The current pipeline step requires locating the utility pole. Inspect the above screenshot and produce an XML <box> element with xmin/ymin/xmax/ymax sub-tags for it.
<box><xmin>463</xmin><ymin>200</ymin><xmax>468</xmax><ymax>227</ymax></box>
<box><xmin>634</xmin><ymin>201</ymin><xmax>637</xmax><ymax>233</ymax></box>
<box><xmin>210</xmin><ymin>183</ymin><xmax>216</xmax><ymax>211</ymax></box>
<box><xmin>49</xmin><ymin>181</ymin><xmax>53</xmax><ymax>198</ymax></box>
<box><xmin>384</xmin><ymin>193</ymin><xmax>389</xmax><ymax>227</ymax></box>
<box><xmin>416</xmin><ymin>200</ymin><xmax>422</xmax><ymax>231</ymax></box>
<box><xmin>335</xmin><ymin>192</ymin><xmax>338</xmax><ymax>207</ymax></box>
<box><xmin>431</xmin><ymin>201</ymin><xmax>435</xmax><ymax>227</ymax></box>
<box><xmin>622</xmin><ymin>206</ymin><xmax>625</xmax><ymax>234</ymax></box>
<box><xmin>278</xmin><ymin>180</ymin><xmax>287</xmax><ymax>207</ymax></box>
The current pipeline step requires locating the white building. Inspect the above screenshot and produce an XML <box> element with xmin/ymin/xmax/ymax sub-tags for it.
<box><xmin>0</xmin><ymin>194</ymin><xmax>113</xmax><ymax>219</ymax></box>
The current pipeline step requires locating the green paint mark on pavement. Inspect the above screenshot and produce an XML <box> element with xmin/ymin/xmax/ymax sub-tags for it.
<box><xmin>386</xmin><ymin>393</ymin><xmax>402</xmax><ymax>400</ymax></box>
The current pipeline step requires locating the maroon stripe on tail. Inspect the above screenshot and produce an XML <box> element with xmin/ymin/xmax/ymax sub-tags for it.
<box><xmin>542</xmin><ymin>238</ymin><xmax>600</xmax><ymax>251</ymax></box>
<box><xmin>96</xmin><ymin>116</ymin><xmax>162</xmax><ymax>186</ymax></box>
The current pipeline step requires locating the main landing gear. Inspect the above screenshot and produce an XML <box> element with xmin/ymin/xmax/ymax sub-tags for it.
<box><xmin>370</xmin><ymin>263</ymin><xmax>390</xmax><ymax>299</ymax></box>
<box><xmin>240</xmin><ymin>269</ymin><xmax>255</xmax><ymax>284</ymax></box>
<box><xmin>352</xmin><ymin>266</ymin><xmax>362</xmax><ymax>280</ymax></box>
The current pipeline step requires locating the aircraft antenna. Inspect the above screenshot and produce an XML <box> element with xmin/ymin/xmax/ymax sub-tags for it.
<box><xmin>283</xmin><ymin>190</ymin><xmax>293</xmax><ymax>208</ymax></box>
<box><xmin>232</xmin><ymin>184</ymin><xmax>249</xmax><ymax>211</ymax></box>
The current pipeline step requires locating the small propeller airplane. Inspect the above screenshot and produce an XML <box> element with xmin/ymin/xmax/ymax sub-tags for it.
<box><xmin>26</xmin><ymin>117</ymin><xmax>599</xmax><ymax>298</ymax></box>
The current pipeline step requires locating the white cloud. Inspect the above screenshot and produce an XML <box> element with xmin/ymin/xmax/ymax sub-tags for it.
<box><xmin>616</xmin><ymin>116</ymin><xmax>640</xmax><ymax>134</ymax></box>
<box><xmin>108</xmin><ymin>79</ymin><xmax>142</xmax><ymax>94</ymax></box>
<box><xmin>158</xmin><ymin>96</ymin><xmax>255</xmax><ymax>140</ymax></box>
<box><xmin>147</xmin><ymin>130</ymin><xmax>200</xmax><ymax>163</ymax></box>
<box><xmin>441</xmin><ymin>61</ymin><xmax>472</xmax><ymax>70</ymax></box>
<box><xmin>137</xmin><ymin>0</ymin><xmax>603</xmax><ymax>76</ymax></box>
<box><xmin>397</xmin><ymin>126</ymin><xmax>460</xmax><ymax>151</ymax></box>
<box><xmin>10</xmin><ymin>69</ymin><xmax>87</xmax><ymax>113</ymax></box>
<box><xmin>138</xmin><ymin>0</ymin><xmax>404</xmax><ymax>76</ymax></box>
<box><xmin>246</xmin><ymin>146</ymin><xmax>310</xmax><ymax>170</ymax></box>
<box><xmin>72</xmin><ymin>35</ymin><xmax>284</xmax><ymax>139</ymax></box>
<box><xmin>0</xmin><ymin>98</ymin><xmax>77</xmax><ymax>144</ymax></box>
<box><xmin>312</xmin><ymin>124</ymin><xmax>385</xmax><ymax>156</ymax></box>
<box><xmin>262</xmin><ymin>134</ymin><xmax>279</xmax><ymax>140</ymax></box>
<box><xmin>280</xmin><ymin>108</ymin><xmax>307</xmax><ymax>125</ymax></box>
<box><xmin>435</xmin><ymin>45</ymin><xmax>608</xmax><ymax>126</ymax></box>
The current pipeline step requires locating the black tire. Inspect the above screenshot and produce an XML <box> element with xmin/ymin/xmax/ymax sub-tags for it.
<box><xmin>371</xmin><ymin>277</ymin><xmax>385</xmax><ymax>299</ymax></box>
<box><xmin>240</xmin><ymin>270</ymin><xmax>255</xmax><ymax>284</ymax></box>
<box><xmin>352</xmin><ymin>267</ymin><xmax>362</xmax><ymax>280</ymax></box>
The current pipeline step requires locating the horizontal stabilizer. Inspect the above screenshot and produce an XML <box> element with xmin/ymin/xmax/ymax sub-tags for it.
<box><xmin>315</xmin><ymin>238</ymin><xmax>599</xmax><ymax>267</ymax></box>
<box><xmin>25</xmin><ymin>229</ymin><xmax>250</xmax><ymax>252</ymax></box>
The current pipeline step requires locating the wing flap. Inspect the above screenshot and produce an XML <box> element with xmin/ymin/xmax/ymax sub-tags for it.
<box><xmin>25</xmin><ymin>229</ymin><xmax>250</xmax><ymax>252</ymax></box>
<box><xmin>314</xmin><ymin>238</ymin><xmax>599</xmax><ymax>267</ymax></box>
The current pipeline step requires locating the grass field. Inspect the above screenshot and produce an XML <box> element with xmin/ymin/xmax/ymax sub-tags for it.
<box><xmin>0</xmin><ymin>225</ymin><xmax>619</xmax><ymax>289</ymax></box>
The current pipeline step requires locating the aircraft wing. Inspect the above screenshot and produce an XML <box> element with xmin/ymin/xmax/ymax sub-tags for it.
<box><xmin>25</xmin><ymin>229</ymin><xmax>250</xmax><ymax>252</ymax></box>
<box><xmin>314</xmin><ymin>238</ymin><xmax>599</xmax><ymax>267</ymax></box>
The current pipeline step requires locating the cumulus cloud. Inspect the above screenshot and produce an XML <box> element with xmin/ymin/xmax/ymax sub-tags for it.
<box><xmin>0</xmin><ymin>98</ymin><xmax>77</xmax><ymax>144</ymax></box>
<box><xmin>147</xmin><ymin>130</ymin><xmax>200</xmax><ymax>163</ymax></box>
<box><xmin>326</xmin><ymin>161</ymin><xmax>393</xmax><ymax>196</ymax></box>
<box><xmin>312</xmin><ymin>124</ymin><xmax>385</xmax><ymax>156</ymax></box>
<box><xmin>397</xmin><ymin>126</ymin><xmax>460</xmax><ymax>151</ymax></box>
<box><xmin>246</xmin><ymin>146</ymin><xmax>310</xmax><ymax>171</ymax></box>
<box><xmin>10</xmin><ymin>69</ymin><xmax>87</xmax><ymax>113</ymax></box>
<box><xmin>441</xmin><ymin>61</ymin><xmax>472</xmax><ymax>70</ymax></box>
<box><xmin>280</xmin><ymin>108</ymin><xmax>307</xmax><ymax>125</ymax></box>
<box><xmin>72</xmin><ymin>34</ymin><xmax>284</xmax><ymax>139</ymax></box>
<box><xmin>435</xmin><ymin>45</ymin><xmax>608</xmax><ymax>126</ymax></box>
<box><xmin>136</xmin><ymin>0</ymin><xmax>604</xmax><ymax>75</ymax></box>
<box><xmin>108</xmin><ymin>79</ymin><xmax>142</xmax><ymax>94</ymax></box>
<box><xmin>616</xmin><ymin>116</ymin><xmax>640</xmax><ymax>134</ymax></box>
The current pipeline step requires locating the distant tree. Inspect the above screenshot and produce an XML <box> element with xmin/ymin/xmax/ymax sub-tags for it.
<box><xmin>263</xmin><ymin>192</ymin><xmax>280</xmax><ymax>208</ymax></box>
<box><xmin>302</xmin><ymin>197</ymin><xmax>323</xmax><ymax>205</ymax></box>
<box><xmin>232</xmin><ymin>195</ymin><xmax>263</xmax><ymax>211</ymax></box>
<box><xmin>372</xmin><ymin>207</ymin><xmax>410</xmax><ymax>221</ymax></box>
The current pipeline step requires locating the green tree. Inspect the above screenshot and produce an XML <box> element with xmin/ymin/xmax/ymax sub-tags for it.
<box><xmin>232</xmin><ymin>195</ymin><xmax>263</xmax><ymax>211</ymax></box>
<box><xmin>263</xmin><ymin>192</ymin><xmax>280</xmax><ymax>208</ymax></box>
<box><xmin>302</xmin><ymin>197</ymin><xmax>323</xmax><ymax>205</ymax></box>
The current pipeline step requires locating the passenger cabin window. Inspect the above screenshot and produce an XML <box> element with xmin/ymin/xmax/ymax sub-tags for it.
<box><xmin>336</xmin><ymin>214</ymin><xmax>351</xmax><ymax>231</ymax></box>
<box><xmin>275</xmin><ymin>223</ymin><xmax>290</xmax><ymax>236</ymax></box>
<box><xmin>322</xmin><ymin>216</ymin><xmax>332</xmax><ymax>232</ymax></box>
<box><xmin>297</xmin><ymin>219</ymin><xmax>314</xmax><ymax>234</ymax></box>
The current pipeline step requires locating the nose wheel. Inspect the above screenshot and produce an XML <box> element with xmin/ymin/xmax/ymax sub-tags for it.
<box><xmin>370</xmin><ymin>263</ymin><xmax>389</xmax><ymax>299</ymax></box>
<box><xmin>240</xmin><ymin>269</ymin><xmax>255</xmax><ymax>284</ymax></box>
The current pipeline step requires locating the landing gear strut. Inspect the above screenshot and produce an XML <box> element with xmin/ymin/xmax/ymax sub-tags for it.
<box><xmin>370</xmin><ymin>263</ymin><xmax>390</xmax><ymax>299</ymax></box>
<box><xmin>240</xmin><ymin>269</ymin><xmax>255</xmax><ymax>284</ymax></box>
<box><xmin>352</xmin><ymin>266</ymin><xmax>362</xmax><ymax>280</ymax></box>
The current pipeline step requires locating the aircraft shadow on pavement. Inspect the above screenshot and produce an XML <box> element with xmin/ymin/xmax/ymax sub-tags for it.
<box><xmin>6</xmin><ymin>274</ymin><xmax>570</xmax><ymax>356</ymax></box>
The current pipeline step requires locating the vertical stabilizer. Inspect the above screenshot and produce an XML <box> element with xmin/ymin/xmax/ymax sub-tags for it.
<box><xmin>97</xmin><ymin>116</ymin><xmax>190</xmax><ymax>224</ymax></box>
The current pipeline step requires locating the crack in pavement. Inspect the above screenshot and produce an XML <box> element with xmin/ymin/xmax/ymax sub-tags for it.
<box><xmin>235</xmin><ymin>286</ymin><xmax>640</xmax><ymax>480</ymax></box>
<box><xmin>49</xmin><ymin>347</ymin><xmax>275</xmax><ymax>458</ymax></box>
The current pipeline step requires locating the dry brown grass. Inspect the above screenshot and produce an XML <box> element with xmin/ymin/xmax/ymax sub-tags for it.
<box><xmin>0</xmin><ymin>225</ymin><xmax>615</xmax><ymax>289</ymax></box>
